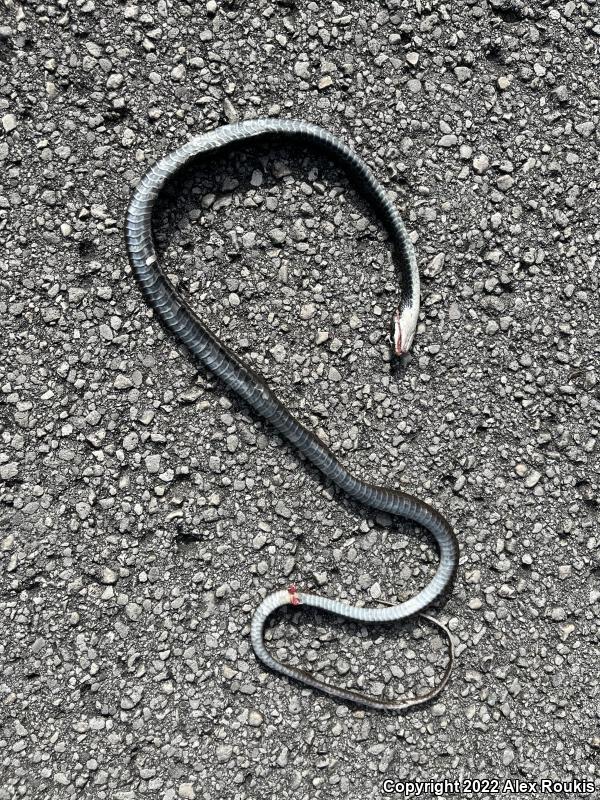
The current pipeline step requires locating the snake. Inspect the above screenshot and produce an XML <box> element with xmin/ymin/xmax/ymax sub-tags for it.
<box><xmin>125</xmin><ymin>118</ymin><xmax>459</xmax><ymax>710</ymax></box>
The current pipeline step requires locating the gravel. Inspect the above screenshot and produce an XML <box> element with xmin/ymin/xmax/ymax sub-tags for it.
<box><xmin>1</xmin><ymin>1</ymin><xmax>599</xmax><ymax>799</ymax></box>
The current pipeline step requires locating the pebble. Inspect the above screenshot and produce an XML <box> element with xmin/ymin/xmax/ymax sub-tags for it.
<box><xmin>454</xmin><ymin>66</ymin><xmax>472</xmax><ymax>83</ymax></box>
<box><xmin>125</xmin><ymin>602</ymin><xmax>143</xmax><ymax>621</ymax></box>
<box><xmin>145</xmin><ymin>454</ymin><xmax>161</xmax><ymax>474</ymax></box>
<box><xmin>269</xmin><ymin>228</ymin><xmax>286</xmax><ymax>245</ymax></box>
<box><xmin>472</xmin><ymin>154</ymin><xmax>490</xmax><ymax>174</ymax></box>
<box><xmin>216</xmin><ymin>745</ymin><xmax>233</xmax><ymax>763</ymax></box>
<box><xmin>524</xmin><ymin>471</ymin><xmax>542</xmax><ymax>488</ymax></box>
<box><xmin>369</xmin><ymin>581</ymin><xmax>381</xmax><ymax>599</ymax></box>
<box><xmin>0</xmin><ymin>462</ymin><xmax>18</xmax><ymax>480</ymax></box>
<box><xmin>106</xmin><ymin>73</ymin><xmax>123</xmax><ymax>89</ymax></box>
<box><xmin>439</xmin><ymin>134</ymin><xmax>458</xmax><ymax>147</ymax></box>
<box><xmin>2</xmin><ymin>113</ymin><xmax>17</xmax><ymax>132</ymax></box>
<box><xmin>100</xmin><ymin>567</ymin><xmax>118</xmax><ymax>584</ymax></box>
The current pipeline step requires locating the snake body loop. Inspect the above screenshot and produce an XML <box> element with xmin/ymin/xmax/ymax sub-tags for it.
<box><xmin>125</xmin><ymin>119</ymin><xmax>459</xmax><ymax>710</ymax></box>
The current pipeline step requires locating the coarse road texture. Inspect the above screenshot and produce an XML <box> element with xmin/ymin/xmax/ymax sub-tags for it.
<box><xmin>0</xmin><ymin>2</ymin><xmax>599</xmax><ymax>799</ymax></box>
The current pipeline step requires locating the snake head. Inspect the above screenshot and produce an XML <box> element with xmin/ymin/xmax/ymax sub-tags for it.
<box><xmin>391</xmin><ymin>307</ymin><xmax>417</xmax><ymax>356</ymax></box>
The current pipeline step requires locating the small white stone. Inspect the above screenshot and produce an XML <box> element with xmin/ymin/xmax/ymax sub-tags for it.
<box><xmin>438</xmin><ymin>134</ymin><xmax>457</xmax><ymax>147</ymax></box>
<box><xmin>524</xmin><ymin>470</ymin><xmax>541</xmax><ymax>488</ymax></box>
<box><xmin>473</xmin><ymin>154</ymin><xmax>490</xmax><ymax>174</ymax></box>
<box><xmin>145</xmin><ymin>454</ymin><xmax>161</xmax><ymax>474</ymax></box>
<box><xmin>2</xmin><ymin>113</ymin><xmax>17</xmax><ymax>132</ymax></box>
<box><xmin>100</xmin><ymin>567</ymin><xmax>118</xmax><ymax>584</ymax></box>
<box><xmin>178</xmin><ymin>783</ymin><xmax>195</xmax><ymax>799</ymax></box>
<box><xmin>125</xmin><ymin>602</ymin><xmax>142</xmax><ymax>621</ymax></box>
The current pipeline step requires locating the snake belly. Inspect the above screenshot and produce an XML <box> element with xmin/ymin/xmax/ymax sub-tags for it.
<box><xmin>125</xmin><ymin>118</ymin><xmax>460</xmax><ymax>710</ymax></box>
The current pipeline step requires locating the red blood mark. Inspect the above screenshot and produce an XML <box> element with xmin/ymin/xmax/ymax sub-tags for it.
<box><xmin>288</xmin><ymin>585</ymin><xmax>301</xmax><ymax>605</ymax></box>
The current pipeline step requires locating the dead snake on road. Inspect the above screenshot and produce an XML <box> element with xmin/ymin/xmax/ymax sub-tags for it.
<box><xmin>125</xmin><ymin>118</ymin><xmax>459</xmax><ymax>710</ymax></box>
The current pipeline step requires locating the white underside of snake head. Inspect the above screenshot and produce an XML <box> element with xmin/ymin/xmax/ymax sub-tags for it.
<box><xmin>393</xmin><ymin>304</ymin><xmax>419</xmax><ymax>355</ymax></box>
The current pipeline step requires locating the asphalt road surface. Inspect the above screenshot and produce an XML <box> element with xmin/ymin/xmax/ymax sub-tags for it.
<box><xmin>1</xmin><ymin>1</ymin><xmax>599</xmax><ymax>798</ymax></box>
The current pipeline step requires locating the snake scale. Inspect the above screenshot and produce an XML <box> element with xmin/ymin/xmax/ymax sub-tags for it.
<box><xmin>125</xmin><ymin>119</ymin><xmax>459</xmax><ymax>710</ymax></box>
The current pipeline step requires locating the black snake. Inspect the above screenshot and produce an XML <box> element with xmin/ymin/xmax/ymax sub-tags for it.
<box><xmin>125</xmin><ymin>118</ymin><xmax>459</xmax><ymax>710</ymax></box>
